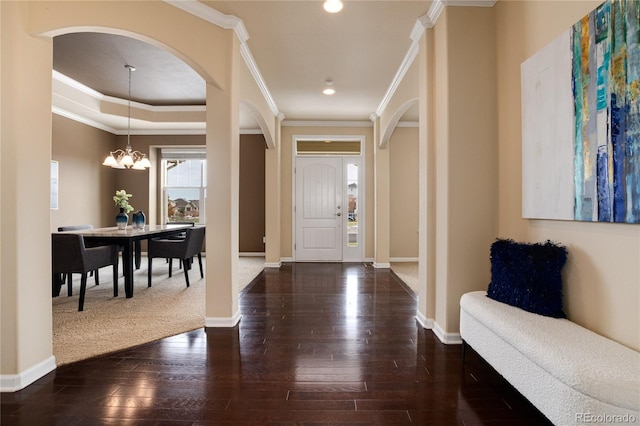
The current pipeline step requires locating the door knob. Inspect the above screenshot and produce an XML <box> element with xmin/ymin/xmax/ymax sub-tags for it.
<box><xmin>336</xmin><ymin>212</ymin><xmax>342</xmax><ymax>216</ymax></box>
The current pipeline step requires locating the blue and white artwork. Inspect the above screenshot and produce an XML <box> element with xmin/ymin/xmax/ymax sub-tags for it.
<box><xmin>522</xmin><ymin>0</ymin><xmax>639</xmax><ymax>224</ymax></box>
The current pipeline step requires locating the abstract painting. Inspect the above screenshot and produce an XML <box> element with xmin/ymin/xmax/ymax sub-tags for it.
<box><xmin>522</xmin><ymin>0</ymin><xmax>639</xmax><ymax>223</ymax></box>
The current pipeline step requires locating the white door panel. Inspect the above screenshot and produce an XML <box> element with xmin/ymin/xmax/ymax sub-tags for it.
<box><xmin>295</xmin><ymin>157</ymin><xmax>342</xmax><ymax>261</ymax></box>
<box><xmin>302</xmin><ymin>227</ymin><xmax>336</xmax><ymax>249</ymax></box>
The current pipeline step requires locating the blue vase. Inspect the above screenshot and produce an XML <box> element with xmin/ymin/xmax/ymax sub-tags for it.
<box><xmin>116</xmin><ymin>208</ymin><xmax>129</xmax><ymax>230</ymax></box>
<box><xmin>132</xmin><ymin>210</ymin><xmax>146</xmax><ymax>229</ymax></box>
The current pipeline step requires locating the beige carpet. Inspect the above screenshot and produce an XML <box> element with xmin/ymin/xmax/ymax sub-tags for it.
<box><xmin>390</xmin><ymin>262</ymin><xmax>418</xmax><ymax>293</ymax></box>
<box><xmin>52</xmin><ymin>256</ymin><xmax>264</xmax><ymax>366</ymax></box>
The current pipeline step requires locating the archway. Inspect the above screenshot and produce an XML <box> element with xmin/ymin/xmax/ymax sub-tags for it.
<box><xmin>2</xmin><ymin>1</ymin><xmax>248</xmax><ymax>391</ymax></box>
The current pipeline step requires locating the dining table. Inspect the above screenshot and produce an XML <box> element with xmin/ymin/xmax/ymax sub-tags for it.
<box><xmin>57</xmin><ymin>224</ymin><xmax>193</xmax><ymax>298</ymax></box>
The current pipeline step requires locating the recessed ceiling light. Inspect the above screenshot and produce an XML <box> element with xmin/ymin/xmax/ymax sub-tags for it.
<box><xmin>323</xmin><ymin>0</ymin><xmax>343</xmax><ymax>13</ymax></box>
<box><xmin>323</xmin><ymin>79</ymin><xmax>336</xmax><ymax>95</ymax></box>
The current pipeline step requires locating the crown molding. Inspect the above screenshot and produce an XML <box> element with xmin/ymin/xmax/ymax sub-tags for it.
<box><xmin>54</xmin><ymin>70</ymin><xmax>206</xmax><ymax>114</ymax></box>
<box><xmin>53</xmin><ymin>70</ymin><xmax>104</xmax><ymax>98</ymax></box>
<box><xmin>53</xmin><ymin>70</ymin><xmax>212</xmax><ymax>134</ymax></box>
<box><xmin>100</xmin><ymin>94</ymin><xmax>205</xmax><ymax>113</ymax></box>
<box><xmin>427</xmin><ymin>0</ymin><xmax>446</xmax><ymax>26</ymax></box>
<box><xmin>166</xmin><ymin>0</ymin><xmax>281</xmax><ymax>119</ymax></box>
<box><xmin>375</xmin><ymin>41</ymin><xmax>420</xmax><ymax>117</ymax></box>
<box><xmin>164</xmin><ymin>0</ymin><xmax>246</xmax><ymax>39</ymax></box>
<box><xmin>240</xmin><ymin>43</ymin><xmax>279</xmax><ymax>117</ymax></box>
<box><xmin>120</xmin><ymin>128</ymin><xmax>206</xmax><ymax>136</ymax></box>
<box><xmin>375</xmin><ymin>0</ymin><xmax>496</xmax><ymax>120</ymax></box>
<box><xmin>447</xmin><ymin>0</ymin><xmax>497</xmax><ymax>6</ymax></box>
<box><xmin>282</xmin><ymin>120</ymin><xmax>373</xmax><ymax>128</ymax></box>
<box><xmin>427</xmin><ymin>0</ymin><xmax>497</xmax><ymax>26</ymax></box>
<box><xmin>53</xmin><ymin>106</ymin><xmax>117</xmax><ymax>134</ymax></box>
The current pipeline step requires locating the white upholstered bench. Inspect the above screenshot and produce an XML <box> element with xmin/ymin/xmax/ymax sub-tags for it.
<box><xmin>460</xmin><ymin>291</ymin><xmax>640</xmax><ymax>426</ymax></box>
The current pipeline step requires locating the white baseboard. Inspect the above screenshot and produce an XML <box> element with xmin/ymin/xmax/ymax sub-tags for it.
<box><xmin>0</xmin><ymin>356</ymin><xmax>56</xmax><ymax>392</ymax></box>
<box><xmin>390</xmin><ymin>257</ymin><xmax>419</xmax><ymax>262</ymax></box>
<box><xmin>204</xmin><ymin>311</ymin><xmax>242</xmax><ymax>328</ymax></box>
<box><xmin>264</xmin><ymin>261</ymin><xmax>282</xmax><ymax>268</ymax></box>
<box><xmin>415</xmin><ymin>311</ymin><xmax>434</xmax><ymax>329</ymax></box>
<box><xmin>239</xmin><ymin>252</ymin><xmax>265</xmax><ymax>257</ymax></box>
<box><xmin>432</xmin><ymin>321</ymin><xmax>463</xmax><ymax>345</ymax></box>
<box><xmin>281</xmin><ymin>257</ymin><xmax>294</xmax><ymax>263</ymax></box>
<box><xmin>364</xmin><ymin>257</ymin><xmax>374</xmax><ymax>263</ymax></box>
<box><xmin>373</xmin><ymin>262</ymin><xmax>391</xmax><ymax>269</ymax></box>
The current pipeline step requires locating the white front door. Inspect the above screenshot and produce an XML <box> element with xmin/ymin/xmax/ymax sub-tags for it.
<box><xmin>295</xmin><ymin>157</ymin><xmax>343</xmax><ymax>261</ymax></box>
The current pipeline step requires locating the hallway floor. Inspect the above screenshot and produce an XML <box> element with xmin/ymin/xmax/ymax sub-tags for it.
<box><xmin>1</xmin><ymin>263</ymin><xmax>550</xmax><ymax>425</ymax></box>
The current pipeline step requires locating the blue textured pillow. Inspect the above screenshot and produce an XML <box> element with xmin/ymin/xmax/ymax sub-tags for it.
<box><xmin>487</xmin><ymin>238</ymin><xmax>568</xmax><ymax>318</ymax></box>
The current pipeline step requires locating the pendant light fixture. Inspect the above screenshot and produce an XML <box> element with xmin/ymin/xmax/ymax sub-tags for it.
<box><xmin>102</xmin><ymin>64</ymin><xmax>151</xmax><ymax>170</ymax></box>
<box><xmin>323</xmin><ymin>79</ymin><xmax>336</xmax><ymax>95</ymax></box>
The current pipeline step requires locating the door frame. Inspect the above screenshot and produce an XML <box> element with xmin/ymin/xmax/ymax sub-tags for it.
<box><xmin>292</xmin><ymin>135</ymin><xmax>366</xmax><ymax>262</ymax></box>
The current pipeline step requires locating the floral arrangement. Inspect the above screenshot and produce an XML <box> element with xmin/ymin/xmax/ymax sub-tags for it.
<box><xmin>113</xmin><ymin>189</ymin><xmax>134</xmax><ymax>213</ymax></box>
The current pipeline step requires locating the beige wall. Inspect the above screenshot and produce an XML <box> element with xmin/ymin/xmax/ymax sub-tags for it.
<box><xmin>1</xmin><ymin>0</ymin><xmax>56</xmax><ymax>380</ymax></box>
<box><xmin>280</xmin><ymin>125</ymin><xmax>375</xmax><ymax>259</ymax></box>
<box><xmin>433</xmin><ymin>6</ymin><xmax>498</xmax><ymax>335</ymax></box>
<box><xmin>495</xmin><ymin>0</ymin><xmax>639</xmax><ymax>351</ymax></box>
<box><xmin>51</xmin><ymin>115</ymin><xmax>116</xmax><ymax>231</ymax></box>
<box><xmin>389</xmin><ymin>127</ymin><xmax>419</xmax><ymax>259</ymax></box>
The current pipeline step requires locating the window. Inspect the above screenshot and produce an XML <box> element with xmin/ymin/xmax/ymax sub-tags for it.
<box><xmin>347</xmin><ymin>162</ymin><xmax>358</xmax><ymax>247</ymax></box>
<box><xmin>296</xmin><ymin>139</ymin><xmax>361</xmax><ymax>155</ymax></box>
<box><xmin>161</xmin><ymin>149</ymin><xmax>206</xmax><ymax>224</ymax></box>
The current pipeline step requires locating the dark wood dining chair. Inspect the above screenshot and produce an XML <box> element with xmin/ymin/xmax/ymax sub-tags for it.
<box><xmin>153</xmin><ymin>222</ymin><xmax>195</xmax><ymax>268</ymax></box>
<box><xmin>52</xmin><ymin>234</ymin><xmax>119</xmax><ymax>311</ymax></box>
<box><xmin>147</xmin><ymin>226</ymin><xmax>205</xmax><ymax>288</ymax></box>
<box><xmin>57</xmin><ymin>225</ymin><xmax>95</xmax><ymax>294</ymax></box>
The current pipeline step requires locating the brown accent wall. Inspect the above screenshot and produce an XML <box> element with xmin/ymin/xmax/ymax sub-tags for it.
<box><xmin>239</xmin><ymin>134</ymin><xmax>266</xmax><ymax>252</ymax></box>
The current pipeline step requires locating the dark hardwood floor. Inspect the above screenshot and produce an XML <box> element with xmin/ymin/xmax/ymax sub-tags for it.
<box><xmin>1</xmin><ymin>263</ymin><xmax>551</xmax><ymax>425</ymax></box>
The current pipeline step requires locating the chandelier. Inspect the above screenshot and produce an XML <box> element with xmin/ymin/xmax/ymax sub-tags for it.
<box><xmin>102</xmin><ymin>65</ymin><xmax>151</xmax><ymax>170</ymax></box>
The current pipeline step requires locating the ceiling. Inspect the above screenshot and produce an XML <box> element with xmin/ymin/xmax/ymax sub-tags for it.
<box><xmin>52</xmin><ymin>1</ymin><xmax>433</xmax><ymax>134</ymax></box>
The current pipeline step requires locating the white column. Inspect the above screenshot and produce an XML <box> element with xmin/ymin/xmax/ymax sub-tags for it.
<box><xmin>204</xmin><ymin>34</ymin><xmax>241</xmax><ymax>327</ymax></box>
<box><xmin>372</xmin><ymin>117</ymin><xmax>391</xmax><ymax>268</ymax></box>
<box><xmin>264</xmin><ymin>116</ymin><xmax>282</xmax><ymax>268</ymax></box>
<box><xmin>416</xmin><ymin>28</ymin><xmax>437</xmax><ymax>329</ymax></box>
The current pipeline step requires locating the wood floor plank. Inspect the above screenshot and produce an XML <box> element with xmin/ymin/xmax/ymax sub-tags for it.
<box><xmin>1</xmin><ymin>263</ymin><xmax>552</xmax><ymax>425</ymax></box>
